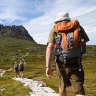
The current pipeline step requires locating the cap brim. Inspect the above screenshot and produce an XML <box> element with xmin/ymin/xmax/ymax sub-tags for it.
<box><xmin>55</xmin><ymin>17</ymin><xmax>71</xmax><ymax>23</ymax></box>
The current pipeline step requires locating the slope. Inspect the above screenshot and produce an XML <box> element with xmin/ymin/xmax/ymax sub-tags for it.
<box><xmin>0</xmin><ymin>36</ymin><xmax>46</xmax><ymax>96</ymax></box>
<box><xmin>0</xmin><ymin>37</ymin><xmax>96</xmax><ymax>96</ymax></box>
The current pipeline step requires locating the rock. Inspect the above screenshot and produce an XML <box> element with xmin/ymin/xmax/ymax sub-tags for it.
<box><xmin>0</xmin><ymin>69</ymin><xmax>6</xmax><ymax>77</ymax></box>
<box><xmin>0</xmin><ymin>24</ymin><xmax>36</xmax><ymax>43</ymax></box>
<box><xmin>0</xmin><ymin>68</ymin><xmax>13</xmax><ymax>77</ymax></box>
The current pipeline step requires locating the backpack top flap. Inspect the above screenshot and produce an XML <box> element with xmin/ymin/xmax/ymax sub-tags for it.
<box><xmin>54</xmin><ymin>20</ymin><xmax>79</xmax><ymax>32</ymax></box>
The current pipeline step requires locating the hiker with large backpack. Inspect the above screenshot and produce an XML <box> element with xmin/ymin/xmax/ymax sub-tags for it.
<box><xmin>14</xmin><ymin>61</ymin><xmax>19</xmax><ymax>78</ymax></box>
<box><xmin>46</xmin><ymin>12</ymin><xmax>89</xmax><ymax>96</ymax></box>
<box><xmin>19</xmin><ymin>58</ymin><xmax>26</xmax><ymax>78</ymax></box>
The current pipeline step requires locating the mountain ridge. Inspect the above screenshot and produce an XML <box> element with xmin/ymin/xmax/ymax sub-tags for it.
<box><xmin>0</xmin><ymin>24</ymin><xmax>36</xmax><ymax>43</ymax></box>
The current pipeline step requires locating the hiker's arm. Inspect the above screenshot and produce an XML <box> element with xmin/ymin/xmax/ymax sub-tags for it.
<box><xmin>80</xmin><ymin>26</ymin><xmax>89</xmax><ymax>42</ymax></box>
<box><xmin>24</xmin><ymin>61</ymin><xmax>26</xmax><ymax>65</ymax></box>
<box><xmin>22</xmin><ymin>59</ymin><xmax>26</xmax><ymax>65</ymax></box>
<box><xmin>46</xmin><ymin>43</ymin><xmax>54</xmax><ymax>68</ymax></box>
<box><xmin>46</xmin><ymin>43</ymin><xmax>54</xmax><ymax>79</ymax></box>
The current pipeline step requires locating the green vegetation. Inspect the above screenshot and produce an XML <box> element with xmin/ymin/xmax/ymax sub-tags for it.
<box><xmin>0</xmin><ymin>37</ymin><xmax>96</xmax><ymax>96</ymax></box>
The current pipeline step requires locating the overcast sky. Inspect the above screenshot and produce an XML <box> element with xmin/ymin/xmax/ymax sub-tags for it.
<box><xmin>0</xmin><ymin>0</ymin><xmax>96</xmax><ymax>45</ymax></box>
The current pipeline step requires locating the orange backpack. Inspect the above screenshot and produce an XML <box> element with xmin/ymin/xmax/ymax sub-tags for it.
<box><xmin>53</xmin><ymin>20</ymin><xmax>87</xmax><ymax>69</ymax></box>
<box><xmin>54</xmin><ymin>20</ymin><xmax>80</xmax><ymax>50</ymax></box>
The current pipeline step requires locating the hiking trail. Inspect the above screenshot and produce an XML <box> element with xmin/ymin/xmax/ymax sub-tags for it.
<box><xmin>13</xmin><ymin>78</ymin><xmax>59</xmax><ymax>96</ymax></box>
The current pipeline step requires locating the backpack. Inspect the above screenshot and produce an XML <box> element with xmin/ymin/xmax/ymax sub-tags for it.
<box><xmin>53</xmin><ymin>20</ymin><xmax>85</xmax><ymax>68</ymax></box>
<box><xmin>14</xmin><ymin>64</ymin><xmax>19</xmax><ymax>71</ymax></box>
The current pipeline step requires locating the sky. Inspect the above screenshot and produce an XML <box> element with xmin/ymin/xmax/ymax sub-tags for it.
<box><xmin>0</xmin><ymin>0</ymin><xmax>96</xmax><ymax>45</ymax></box>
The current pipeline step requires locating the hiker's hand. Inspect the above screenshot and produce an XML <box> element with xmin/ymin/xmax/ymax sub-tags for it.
<box><xmin>46</xmin><ymin>67</ymin><xmax>52</xmax><ymax>79</ymax></box>
<box><xmin>25</xmin><ymin>63</ymin><xmax>26</xmax><ymax>65</ymax></box>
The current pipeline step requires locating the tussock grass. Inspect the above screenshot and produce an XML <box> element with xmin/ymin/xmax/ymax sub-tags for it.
<box><xmin>0</xmin><ymin>37</ymin><xmax>96</xmax><ymax>96</ymax></box>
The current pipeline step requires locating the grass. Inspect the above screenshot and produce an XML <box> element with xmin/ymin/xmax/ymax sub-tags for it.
<box><xmin>0</xmin><ymin>37</ymin><xmax>96</xmax><ymax>96</ymax></box>
<box><xmin>0</xmin><ymin>77</ymin><xmax>31</xmax><ymax>96</ymax></box>
<box><xmin>83</xmin><ymin>57</ymin><xmax>96</xmax><ymax>96</ymax></box>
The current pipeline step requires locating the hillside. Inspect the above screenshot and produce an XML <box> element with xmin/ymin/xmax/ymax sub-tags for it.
<box><xmin>0</xmin><ymin>27</ymin><xmax>96</xmax><ymax>96</ymax></box>
<box><xmin>0</xmin><ymin>24</ymin><xmax>35</xmax><ymax>42</ymax></box>
<box><xmin>0</xmin><ymin>37</ymin><xmax>46</xmax><ymax>96</ymax></box>
<box><xmin>0</xmin><ymin>37</ymin><xmax>46</xmax><ymax>67</ymax></box>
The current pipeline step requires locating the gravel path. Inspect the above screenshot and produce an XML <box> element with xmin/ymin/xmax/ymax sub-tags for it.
<box><xmin>13</xmin><ymin>78</ymin><xmax>59</xmax><ymax>96</ymax></box>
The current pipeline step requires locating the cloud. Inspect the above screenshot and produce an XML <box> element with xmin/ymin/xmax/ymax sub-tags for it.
<box><xmin>23</xmin><ymin>14</ymin><xmax>54</xmax><ymax>44</ymax></box>
<box><xmin>0</xmin><ymin>0</ymin><xmax>96</xmax><ymax>45</ymax></box>
<box><xmin>0</xmin><ymin>0</ymin><xmax>27</xmax><ymax>25</ymax></box>
<box><xmin>23</xmin><ymin>0</ymin><xmax>96</xmax><ymax>45</ymax></box>
<box><xmin>0</xmin><ymin>0</ymin><xmax>45</xmax><ymax>24</ymax></box>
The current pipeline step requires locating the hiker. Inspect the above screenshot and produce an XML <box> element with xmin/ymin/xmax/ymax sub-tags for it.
<box><xmin>19</xmin><ymin>58</ymin><xmax>26</xmax><ymax>78</ymax></box>
<box><xmin>14</xmin><ymin>62</ymin><xmax>19</xmax><ymax>78</ymax></box>
<box><xmin>46</xmin><ymin>12</ymin><xmax>89</xmax><ymax>96</ymax></box>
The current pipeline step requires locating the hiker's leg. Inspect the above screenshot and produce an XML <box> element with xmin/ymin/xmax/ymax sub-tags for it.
<box><xmin>20</xmin><ymin>72</ymin><xmax>23</xmax><ymax>78</ymax></box>
<box><xmin>59</xmin><ymin>77</ymin><xmax>67</xmax><ymax>96</ymax></box>
<box><xmin>70</xmin><ymin>69</ymin><xmax>85</xmax><ymax>95</ymax></box>
<box><xmin>59</xmin><ymin>89</ymin><xmax>67</xmax><ymax>96</ymax></box>
<box><xmin>21</xmin><ymin>72</ymin><xmax>23</xmax><ymax>78</ymax></box>
<box><xmin>15</xmin><ymin>73</ymin><xmax>16</xmax><ymax>77</ymax></box>
<box><xmin>14</xmin><ymin>72</ymin><xmax>17</xmax><ymax>78</ymax></box>
<box><xmin>58</xmin><ymin>68</ymin><xmax>68</xmax><ymax>96</ymax></box>
<box><xmin>20</xmin><ymin>66</ymin><xmax>24</xmax><ymax>78</ymax></box>
<box><xmin>59</xmin><ymin>74</ymin><xmax>67</xmax><ymax>96</ymax></box>
<box><xmin>17</xmin><ymin>71</ymin><xmax>20</xmax><ymax>78</ymax></box>
<box><xmin>19</xmin><ymin>71</ymin><xmax>21</xmax><ymax>77</ymax></box>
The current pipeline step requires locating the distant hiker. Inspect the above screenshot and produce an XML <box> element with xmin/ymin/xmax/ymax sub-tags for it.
<box><xmin>46</xmin><ymin>12</ymin><xmax>89</xmax><ymax>96</ymax></box>
<box><xmin>19</xmin><ymin>58</ymin><xmax>26</xmax><ymax>78</ymax></box>
<box><xmin>14</xmin><ymin>62</ymin><xmax>19</xmax><ymax>78</ymax></box>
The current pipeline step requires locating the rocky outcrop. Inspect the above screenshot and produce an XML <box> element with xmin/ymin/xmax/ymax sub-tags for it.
<box><xmin>0</xmin><ymin>24</ymin><xmax>35</xmax><ymax>42</ymax></box>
